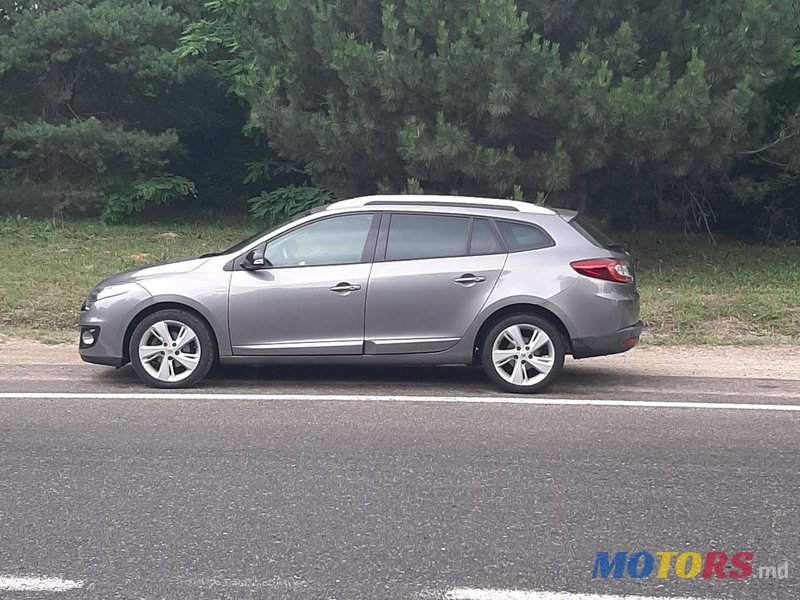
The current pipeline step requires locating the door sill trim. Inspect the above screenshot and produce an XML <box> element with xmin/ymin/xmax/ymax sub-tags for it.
<box><xmin>365</xmin><ymin>337</ymin><xmax>460</xmax><ymax>355</ymax></box>
<box><xmin>233</xmin><ymin>340</ymin><xmax>363</xmax><ymax>356</ymax></box>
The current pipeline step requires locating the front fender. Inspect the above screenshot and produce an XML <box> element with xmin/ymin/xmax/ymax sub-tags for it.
<box><xmin>137</xmin><ymin>274</ymin><xmax>233</xmax><ymax>357</ymax></box>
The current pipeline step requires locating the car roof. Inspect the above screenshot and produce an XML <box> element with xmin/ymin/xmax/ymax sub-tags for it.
<box><xmin>326</xmin><ymin>195</ymin><xmax>556</xmax><ymax>216</ymax></box>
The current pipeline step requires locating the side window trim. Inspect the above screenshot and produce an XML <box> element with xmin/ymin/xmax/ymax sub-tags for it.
<box><xmin>374</xmin><ymin>212</ymin><xmax>391</xmax><ymax>262</ymax></box>
<box><xmin>360</xmin><ymin>212</ymin><xmax>383</xmax><ymax>263</ymax></box>
<box><xmin>466</xmin><ymin>218</ymin><xmax>475</xmax><ymax>254</ymax></box>
<box><xmin>488</xmin><ymin>218</ymin><xmax>509</xmax><ymax>252</ymax></box>
<box><xmin>233</xmin><ymin>212</ymin><xmax>379</xmax><ymax>270</ymax></box>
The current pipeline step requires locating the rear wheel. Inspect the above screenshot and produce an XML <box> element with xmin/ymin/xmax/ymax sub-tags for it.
<box><xmin>481</xmin><ymin>314</ymin><xmax>565</xmax><ymax>394</ymax></box>
<box><xmin>129</xmin><ymin>309</ymin><xmax>215</xmax><ymax>388</ymax></box>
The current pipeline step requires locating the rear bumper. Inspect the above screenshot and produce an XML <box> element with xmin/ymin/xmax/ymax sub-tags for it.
<box><xmin>571</xmin><ymin>321</ymin><xmax>643</xmax><ymax>359</ymax></box>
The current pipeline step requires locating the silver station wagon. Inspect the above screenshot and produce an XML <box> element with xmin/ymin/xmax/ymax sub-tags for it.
<box><xmin>79</xmin><ymin>195</ymin><xmax>641</xmax><ymax>393</ymax></box>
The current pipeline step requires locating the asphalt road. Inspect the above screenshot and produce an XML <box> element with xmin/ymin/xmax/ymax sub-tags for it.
<box><xmin>0</xmin><ymin>361</ymin><xmax>798</xmax><ymax>599</ymax></box>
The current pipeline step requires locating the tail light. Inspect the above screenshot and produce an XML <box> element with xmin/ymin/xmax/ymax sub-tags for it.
<box><xmin>571</xmin><ymin>258</ymin><xmax>634</xmax><ymax>284</ymax></box>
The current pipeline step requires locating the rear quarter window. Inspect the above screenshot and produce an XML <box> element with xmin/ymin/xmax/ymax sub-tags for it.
<box><xmin>494</xmin><ymin>220</ymin><xmax>553</xmax><ymax>252</ymax></box>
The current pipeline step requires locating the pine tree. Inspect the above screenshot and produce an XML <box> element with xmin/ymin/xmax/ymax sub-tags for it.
<box><xmin>0</xmin><ymin>1</ymin><xmax>217</xmax><ymax>219</ymax></box>
<box><xmin>188</xmin><ymin>0</ymin><xmax>796</xmax><ymax>223</ymax></box>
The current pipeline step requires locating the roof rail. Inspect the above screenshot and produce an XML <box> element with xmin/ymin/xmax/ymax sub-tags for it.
<box><xmin>327</xmin><ymin>194</ymin><xmax>555</xmax><ymax>215</ymax></box>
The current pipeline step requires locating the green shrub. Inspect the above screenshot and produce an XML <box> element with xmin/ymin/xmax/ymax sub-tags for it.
<box><xmin>248</xmin><ymin>185</ymin><xmax>331</xmax><ymax>224</ymax></box>
<box><xmin>101</xmin><ymin>176</ymin><xmax>197</xmax><ymax>224</ymax></box>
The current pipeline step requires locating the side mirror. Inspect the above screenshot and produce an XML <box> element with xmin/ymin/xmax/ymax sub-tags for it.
<box><xmin>243</xmin><ymin>246</ymin><xmax>270</xmax><ymax>270</ymax></box>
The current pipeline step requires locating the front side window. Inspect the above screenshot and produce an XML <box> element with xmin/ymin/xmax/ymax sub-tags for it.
<box><xmin>386</xmin><ymin>214</ymin><xmax>470</xmax><ymax>261</ymax></box>
<box><xmin>264</xmin><ymin>214</ymin><xmax>375</xmax><ymax>267</ymax></box>
<box><xmin>495</xmin><ymin>220</ymin><xmax>553</xmax><ymax>252</ymax></box>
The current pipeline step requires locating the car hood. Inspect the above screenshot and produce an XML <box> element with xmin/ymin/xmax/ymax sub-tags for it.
<box><xmin>95</xmin><ymin>256</ymin><xmax>211</xmax><ymax>289</ymax></box>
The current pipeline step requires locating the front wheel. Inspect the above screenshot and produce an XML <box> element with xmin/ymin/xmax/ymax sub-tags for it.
<box><xmin>129</xmin><ymin>309</ymin><xmax>215</xmax><ymax>388</ymax></box>
<box><xmin>481</xmin><ymin>314</ymin><xmax>565</xmax><ymax>394</ymax></box>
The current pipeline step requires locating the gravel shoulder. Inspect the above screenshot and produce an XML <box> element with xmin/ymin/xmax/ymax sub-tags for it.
<box><xmin>0</xmin><ymin>338</ymin><xmax>797</xmax><ymax>380</ymax></box>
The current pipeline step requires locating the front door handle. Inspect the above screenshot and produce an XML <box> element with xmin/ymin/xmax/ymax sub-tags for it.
<box><xmin>453</xmin><ymin>274</ymin><xmax>486</xmax><ymax>285</ymax></box>
<box><xmin>330</xmin><ymin>282</ymin><xmax>362</xmax><ymax>293</ymax></box>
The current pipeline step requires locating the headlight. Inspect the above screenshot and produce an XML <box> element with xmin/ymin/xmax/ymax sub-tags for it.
<box><xmin>82</xmin><ymin>283</ymin><xmax>139</xmax><ymax>310</ymax></box>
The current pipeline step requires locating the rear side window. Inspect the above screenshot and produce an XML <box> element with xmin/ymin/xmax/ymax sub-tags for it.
<box><xmin>470</xmin><ymin>219</ymin><xmax>503</xmax><ymax>255</ymax></box>
<box><xmin>386</xmin><ymin>214</ymin><xmax>470</xmax><ymax>261</ymax></box>
<box><xmin>495</xmin><ymin>221</ymin><xmax>553</xmax><ymax>251</ymax></box>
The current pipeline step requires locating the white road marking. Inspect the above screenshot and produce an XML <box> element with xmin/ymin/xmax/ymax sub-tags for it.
<box><xmin>443</xmin><ymin>589</ymin><xmax>706</xmax><ymax>600</ymax></box>
<box><xmin>0</xmin><ymin>376</ymin><xmax>796</xmax><ymax>398</ymax></box>
<box><xmin>597</xmin><ymin>386</ymin><xmax>797</xmax><ymax>399</ymax></box>
<box><xmin>0</xmin><ymin>575</ymin><xmax>84</xmax><ymax>592</ymax></box>
<box><xmin>0</xmin><ymin>392</ymin><xmax>798</xmax><ymax>411</ymax></box>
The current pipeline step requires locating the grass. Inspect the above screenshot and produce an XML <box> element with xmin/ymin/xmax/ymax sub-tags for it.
<box><xmin>0</xmin><ymin>217</ymin><xmax>253</xmax><ymax>343</ymax></box>
<box><xmin>1</xmin><ymin>217</ymin><xmax>798</xmax><ymax>345</ymax></box>
<box><xmin>625</xmin><ymin>232</ymin><xmax>800</xmax><ymax>345</ymax></box>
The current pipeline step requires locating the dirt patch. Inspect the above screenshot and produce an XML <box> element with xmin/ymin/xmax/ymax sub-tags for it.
<box><xmin>565</xmin><ymin>345</ymin><xmax>800</xmax><ymax>380</ymax></box>
<box><xmin>0</xmin><ymin>338</ymin><xmax>798</xmax><ymax>380</ymax></box>
<box><xmin>0</xmin><ymin>338</ymin><xmax>82</xmax><ymax>366</ymax></box>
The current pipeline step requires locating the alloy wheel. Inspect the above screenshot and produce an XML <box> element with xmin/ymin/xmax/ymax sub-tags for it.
<box><xmin>137</xmin><ymin>320</ymin><xmax>201</xmax><ymax>383</ymax></box>
<box><xmin>491</xmin><ymin>323</ymin><xmax>555</xmax><ymax>386</ymax></box>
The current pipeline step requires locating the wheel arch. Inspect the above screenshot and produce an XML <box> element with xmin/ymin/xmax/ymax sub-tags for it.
<box><xmin>123</xmin><ymin>302</ymin><xmax>221</xmax><ymax>363</ymax></box>
<box><xmin>472</xmin><ymin>303</ymin><xmax>573</xmax><ymax>365</ymax></box>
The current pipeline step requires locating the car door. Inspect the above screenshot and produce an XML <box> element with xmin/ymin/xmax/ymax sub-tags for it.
<box><xmin>364</xmin><ymin>214</ymin><xmax>507</xmax><ymax>354</ymax></box>
<box><xmin>228</xmin><ymin>213</ymin><xmax>378</xmax><ymax>355</ymax></box>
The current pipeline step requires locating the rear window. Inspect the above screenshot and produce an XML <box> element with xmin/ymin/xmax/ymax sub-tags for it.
<box><xmin>495</xmin><ymin>221</ymin><xmax>553</xmax><ymax>252</ymax></box>
<box><xmin>569</xmin><ymin>216</ymin><xmax>617</xmax><ymax>249</ymax></box>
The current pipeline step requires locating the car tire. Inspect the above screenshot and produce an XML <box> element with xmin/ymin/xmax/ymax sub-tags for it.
<box><xmin>481</xmin><ymin>313</ymin><xmax>565</xmax><ymax>394</ymax></box>
<box><xmin>129</xmin><ymin>309</ymin><xmax>215</xmax><ymax>389</ymax></box>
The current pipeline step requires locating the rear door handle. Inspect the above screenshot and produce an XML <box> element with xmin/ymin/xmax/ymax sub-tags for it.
<box><xmin>453</xmin><ymin>274</ymin><xmax>486</xmax><ymax>285</ymax></box>
<box><xmin>330</xmin><ymin>282</ymin><xmax>362</xmax><ymax>293</ymax></box>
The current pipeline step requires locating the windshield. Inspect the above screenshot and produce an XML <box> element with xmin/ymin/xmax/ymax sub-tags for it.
<box><xmin>214</xmin><ymin>209</ymin><xmax>319</xmax><ymax>256</ymax></box>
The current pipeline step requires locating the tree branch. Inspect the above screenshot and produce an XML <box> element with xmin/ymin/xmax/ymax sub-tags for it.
<box><xmin>738</xmin><ymin>125</ymin><xmax>797</xmax><ymax>156</ymax></box>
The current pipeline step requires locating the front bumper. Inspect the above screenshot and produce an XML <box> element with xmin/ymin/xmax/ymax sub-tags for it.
<box><xmin>571</xmin><ymin>320</ymin><xmax>643</xmax><ymax>359</ymax></box>
<box><xmin>78</xmin><ymin>321</ymin><xmax>127</xmax><ymax>367</ymax></box>
<box><xmin>78</xmin><ymin>283</ymin><xmax>153</xmax><ymax>368</ymax></box>
<box><xmin>79</xmin><ymin>351</ymin><xmax>125</xmax><ymax>368</ymax></box>
<box><xmin>78</xmin><ymin>325</ymin><xmax>124</xmax><ymax>366</ymax></box>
